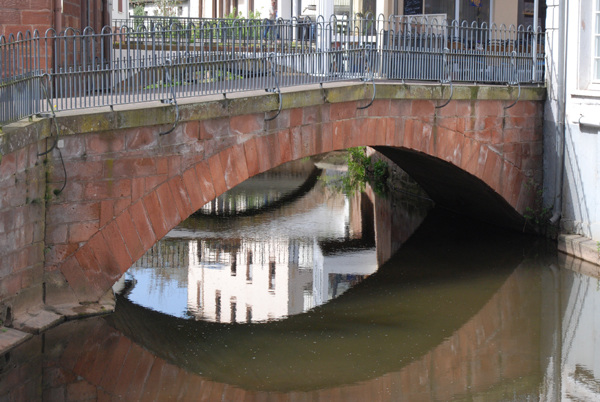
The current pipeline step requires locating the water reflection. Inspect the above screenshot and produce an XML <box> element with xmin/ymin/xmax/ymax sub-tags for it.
<box><xmin>197</xmin><ymin>159</ymin><xmax>321</xmax><ymax>216</ymax></box>
<box><xmin>3</xmin><ymin>155</ymin><xmax>600</xmax><ymax>399</ymax></box>
<box><xmin>119</xmin><ymin>157</ymin><xmax>397</xmax><ymax>322</ymax></box>
<box><xmin>556</xmin><ymin>254</ymin><xmax>600</xmax><ymax>401</ymax></box>
<box><xmin>108</xmin><ymin>211</ymin><xmax>542</xmax><ymax>393</ymax></box>
<box><xmin>4</xmin><ymin>210</ymin><xmax>599</xmax><ymax>400</ymax></box>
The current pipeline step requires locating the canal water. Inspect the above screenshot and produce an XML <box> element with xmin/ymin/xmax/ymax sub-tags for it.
<box><xmin>2</xmin><ymin>155</ymin><xmax>600</xmax><ymax>401</ymax></box>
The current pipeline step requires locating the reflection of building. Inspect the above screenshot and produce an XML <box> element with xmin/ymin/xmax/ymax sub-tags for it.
<box><xmin>199</xmin><ymin>159</ymin><xmax>319</xmax><ymax>216</ymax></box>
<box><xmin>188</xmin><ymin>237</ymin><xmax>314</xmax><ymax>323</ymax></box>
<box><xmin>186</xmin><ymin>180</ymin><xmax>378</xmax><ymax>323</ymax></box>
<box><xmin>540</xmin><ymin>256</ymin><xmax>600</xmax><ymax>401</ymax></box>
<box><xmin>118</xmin><ymin>155</ymin><xmax>431</xmax><ymax>323</ymax></box>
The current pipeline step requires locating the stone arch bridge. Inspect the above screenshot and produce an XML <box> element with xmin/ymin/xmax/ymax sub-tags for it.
<box><xmin>0</xmin><ymin>82</ymin><xmax>544</xmax><ymax>325</ymax></box>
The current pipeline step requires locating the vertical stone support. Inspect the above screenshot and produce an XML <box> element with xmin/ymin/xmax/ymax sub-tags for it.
<box><xmin>0</xmin><ymin>139</ymin><xmax>46</xmax><ymax>324</ymax></box>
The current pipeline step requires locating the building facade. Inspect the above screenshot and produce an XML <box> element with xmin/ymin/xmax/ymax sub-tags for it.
<box><xmin>0</xmin><ymin>0</ymin><xmax>109</xmax><ymax>37</ymax></box>
<box><xmin>127</xmin><ymin>0</ymin><xmax>542</xmax><ymax>26</ymax></box>
<box><xmin>544</xmin><ymin>0</ymin><xmax>600</xmax><ymax>243</ymax></box>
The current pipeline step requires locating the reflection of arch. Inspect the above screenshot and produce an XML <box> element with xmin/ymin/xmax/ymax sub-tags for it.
<box><xmin>5</xmin><ymin>246</ymin><xmax>545</xmax><ymax>399</ymax></box>
<box><xmin>1</xmin><ymin>209</ymin><xmax>549</xmax><ymax>400</ymax></box>
<box><xmin>102</xmin><ymin>210</ymin><xmax>540</xmax><ymax>392</ymax></box>
<box><xmin>193</xmin><ymin>163</ymin><xmax>322</xmax><ymax>218</ymax></box>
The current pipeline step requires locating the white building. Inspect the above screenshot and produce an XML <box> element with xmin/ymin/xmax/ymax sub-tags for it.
<box><xmin>111</xmin><ymin>0</ymin><xmax>130</xmax><ymax>21</ymax></box>
<box><xmin>130</xmin><ymin>0</ymin><xmax>189</xmax><ymax>17</ymax></box>
<box><xmin>544</xmin><ymin>0</ymin><xmax>600</xmax><ymax>244</ymax></box>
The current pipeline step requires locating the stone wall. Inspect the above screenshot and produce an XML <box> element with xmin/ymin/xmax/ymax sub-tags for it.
<box><xmin>0</xmin><ymin>0</ymin><xmax>108</xmax><ymax>75</ymax></box>
<box><xmin>0</xmin><ymin>138</ymin><xmax>46</xmax><ymax>325</ymax></box>
<box><xmin>0</xmin><ymin>83</ymin><xmax>545</xmax><ymax>322</ymax></box>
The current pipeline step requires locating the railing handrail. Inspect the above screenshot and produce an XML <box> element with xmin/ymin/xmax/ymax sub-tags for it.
<box><xmin>0</xmin><ymin>15</ymin><xmax>545</xmax><ymax>126</ymax></box>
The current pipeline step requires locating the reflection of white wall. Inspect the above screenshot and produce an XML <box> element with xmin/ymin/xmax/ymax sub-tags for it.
<box><xmin>186</xmin><ymin>188</ymin><xmax>376</xmax><ymax>323</ymax></box>
<box><xmin>561</xmin><ymin>272</ymin><xmax>600</xmax><ymax>399</ymax></box>
<box><xmin>318</xmin><ymin>250</ymin><xmax>378</xmax><ymax>302</ymax></box>
<box><xmin>312</xmin><ymin>239</ymin><xmax>325</xmax><ymax>307</ymax></box>
<box><xmin>188</xmin><ymin>238</ymin><xmax>306</xmax><ymax>323</ymax></box>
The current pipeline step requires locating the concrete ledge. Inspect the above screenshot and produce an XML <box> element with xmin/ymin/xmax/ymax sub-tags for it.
<box><xmin>558</xmin><ymin>234</ymin><xmax>600</xmax><ymax>267</ymax></box>
<box><xmin>0</xmin><ymin>291</ymin><xmax>115</xmax><ymax>354</ymax></box>
<box><xmin>560</xmin><ymin>253</ymin><xmax>600</xmax><ymax>278</ymax></box>
<box><xmin>49</xmin><ymin>290</ymin><xmax>115</xmax><ymax>320</ymax></box>
<box><xmin>0</xmin><ymin>327</ymin><xmax>32</xmax><ymax>355</ymax></box>
<box><xmin>11</xmin><ymin>309</ymin><xmax>64</xmax><ymax>334</ymax></box>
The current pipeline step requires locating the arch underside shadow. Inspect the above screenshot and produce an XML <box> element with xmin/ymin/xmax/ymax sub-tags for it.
<box><xmin>375</xmin><ymin>146</ymin><xmax>525</xmax><ymax>230</ymax></box>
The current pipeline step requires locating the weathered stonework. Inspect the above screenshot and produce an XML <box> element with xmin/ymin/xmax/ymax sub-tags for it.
<box><xmin>0</xmin><ymin>82</ymin><xmax>545</xmax><ymax>323</ymax></box>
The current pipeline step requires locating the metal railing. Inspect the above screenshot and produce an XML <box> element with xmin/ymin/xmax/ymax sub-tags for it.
<box><xmin>0</xmin><ymin>14</ymin><xmax>544</xmax><ymax>126</ymax></box>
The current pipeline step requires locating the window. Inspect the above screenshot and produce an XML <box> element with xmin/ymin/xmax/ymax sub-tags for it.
<box><xmin>246</xmin><ymin>305</ymin><xmax>252</xmax><ymax>323</ymax></box>
<box><xmin>118</xmin><ymin>0</ymin><xmax>123</xmax><ymax>13</ymax></box>
<box><xmin>230</xmin><ymin>298</ymin><xmax>237</xmax><ymax>323</ymax></box>
<box><xmin>268</xmin><ymin>261</ymin><xmax>276</xmax><ymax>291</ymax></box>
<box><xmin>595</xmin><ymin>0</ymin><xmax>600</xmax><ymax>81</ymax></box>
<box><xmin>215</xmin><ymin>290</ymin><xmax>221</xmax><ymax>322</ymax></box>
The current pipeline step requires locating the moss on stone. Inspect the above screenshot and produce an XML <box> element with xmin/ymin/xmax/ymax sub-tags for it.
<box><xmin>1</xmin><ymin>82</ymin><xmax>545</xmax><ymax>156</ymax></box>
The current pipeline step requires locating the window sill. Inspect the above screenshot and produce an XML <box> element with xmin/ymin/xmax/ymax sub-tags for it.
<box><xmin>571</xmin><ymin>88</ymin><xmax>600</xmax><ymax>99</ymax></box>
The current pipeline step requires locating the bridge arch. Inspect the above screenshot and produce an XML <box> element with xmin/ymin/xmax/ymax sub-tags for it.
<box><xmin>39</xmin><ymin>83</ymin><xmax>543</xmax><ymax>304</ymax></box>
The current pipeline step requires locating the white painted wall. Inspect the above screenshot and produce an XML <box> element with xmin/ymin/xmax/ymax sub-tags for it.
<box><xmin>110</xmin><ymin>0</ymin><xmax>129</xmax><ymax>21</ymax></box>
<box><xmin>560</xmin><ymin>268</ymin><xmax>600</xmax><ymax>400</ymax></box>
<box><xmin>143</xmin><ymin>2</ymin><xmax>190</xmax><ymax>17</ymax></box>
<box><xmin>545</xmin><ymin>0</ymin><xmax>600</xmax><ymax>241</ymax></box>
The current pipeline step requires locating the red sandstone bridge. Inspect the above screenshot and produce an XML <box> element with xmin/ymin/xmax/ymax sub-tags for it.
<box><xmin>0</xmin><ymin>15</ymin><xmax>545</xmax><ymax>329</ymax></box>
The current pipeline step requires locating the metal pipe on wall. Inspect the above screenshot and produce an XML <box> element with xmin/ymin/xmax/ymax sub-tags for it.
<box><xmin>549</xmin><ymin>0</ymin><xmax>567</xmax><ymax>225</ymax></box>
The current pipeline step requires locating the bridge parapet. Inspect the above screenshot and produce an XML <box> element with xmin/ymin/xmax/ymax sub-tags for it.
<box><xmin>0</xmin><ymin>81</ymin><xmax>544</xmax><ymax>324</ymax></box>
<box><xmin>0</xmin><ymin>15</ymin><xmax>544</xmax><ymax>126</ymax></box>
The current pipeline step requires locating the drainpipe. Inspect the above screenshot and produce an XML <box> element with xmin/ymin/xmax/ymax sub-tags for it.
<box><xmin>455</xmin><ymin>0</ymin><xmax>459</xmax><ymax>22</ymax></box>
<box><xmin>454</xmin><ymin>0</ymin><xmax>460</xmax><ymax>38</ymax></box>
<box><xmin>549</xmin><ymin>0</ymin><xmax>567</xmax><ymax>225</ymax></box>
<box><xmin>534</xmin><ymin>0</ymin><xmax>539</xmax><ymax>30</ymax></box>
<box><xmin>53</xmin><ymin>0</ymin><xmax>63</xmax><ymax>33</ymax></box>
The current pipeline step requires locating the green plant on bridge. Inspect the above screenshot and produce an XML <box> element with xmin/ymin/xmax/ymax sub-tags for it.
<box><xmin>343</xmin><ymin>147</ymin><xmax>369</xmax><ymax>192</ymax></box>
<box><xmin>322</xmin><ymin>147</ymin><xmax>389</xmax><ymax>195</ymax></box>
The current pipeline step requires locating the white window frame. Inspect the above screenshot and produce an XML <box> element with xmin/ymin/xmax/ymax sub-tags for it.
<box><xmin>576</xmin><ymin>0</ymin><xmax>600</xmax><ymax>92</ymax></box>
<box><xmin>594</xmin><ymin>0</ymin><xmax>600</xmax><ymax>83</ymax></box>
